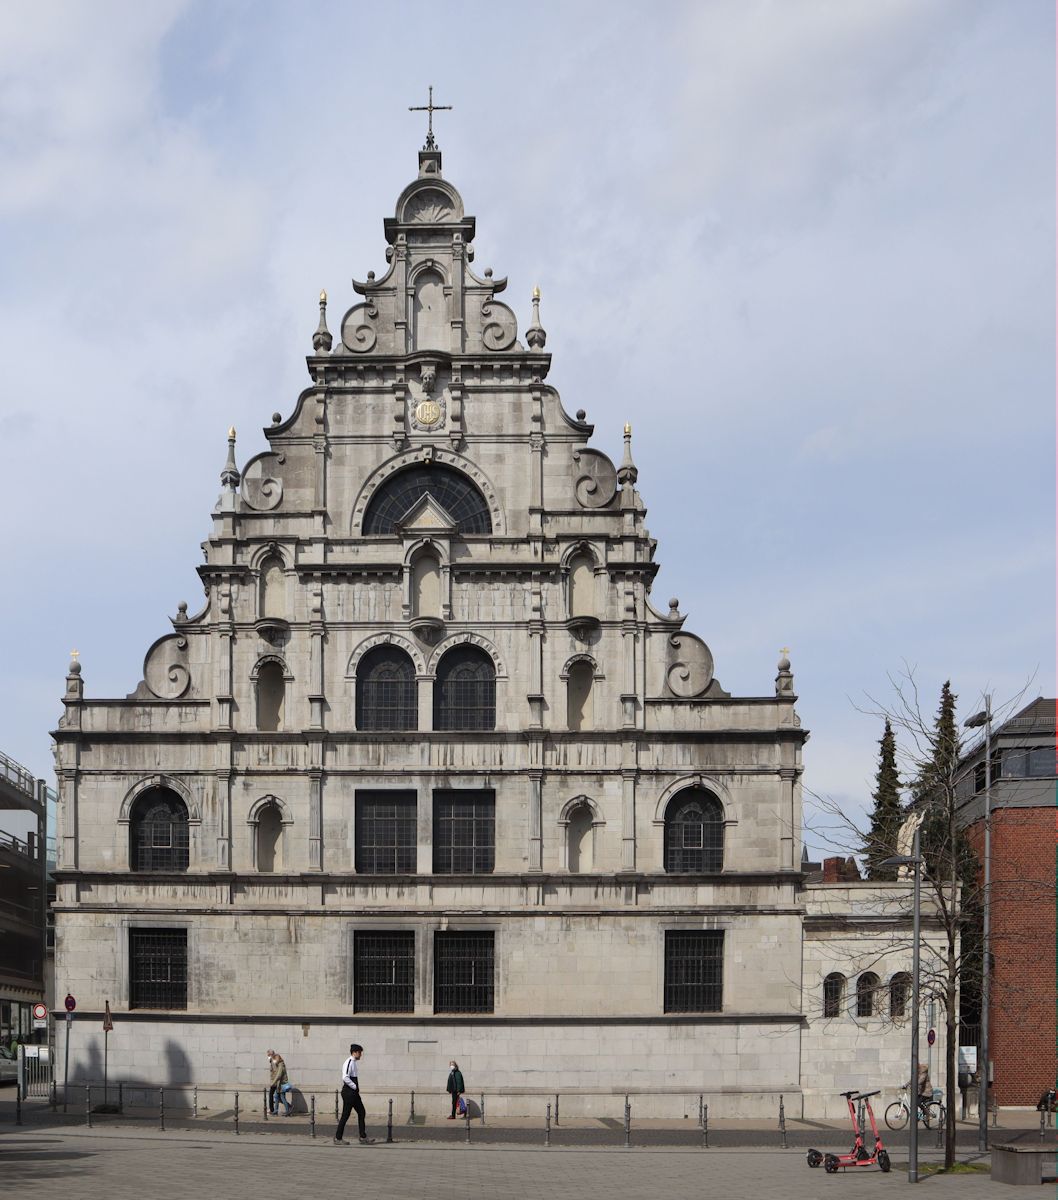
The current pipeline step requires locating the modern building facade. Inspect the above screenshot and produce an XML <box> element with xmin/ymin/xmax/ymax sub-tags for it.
<box><xmin>956</xmin><ymin>698</ymin><xmax>1057</xmax><ymax>1107</ymax></box>
<box><xmin>53</xmin><ymin>140</ymin><xmax>943</xmax><ymax>1117</ymax></box>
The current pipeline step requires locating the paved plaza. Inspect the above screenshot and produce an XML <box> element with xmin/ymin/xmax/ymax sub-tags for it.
<box><xmin>2</xmin><ymin>1121</ymin><xmax>1053</xmax><ymax>1200</ymax></box>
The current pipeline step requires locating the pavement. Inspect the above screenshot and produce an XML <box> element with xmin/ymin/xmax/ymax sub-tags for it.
<box><xmin>2</xmin><ymin>1098</ymin><xmax>1055</xmax><ymax>1199</ymax></box>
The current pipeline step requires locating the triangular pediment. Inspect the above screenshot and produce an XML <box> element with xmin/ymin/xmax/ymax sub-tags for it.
<box><xmin>395</xmin><ymin>492</ymin><xmax>458</xmax><ymax>534</ymax></box>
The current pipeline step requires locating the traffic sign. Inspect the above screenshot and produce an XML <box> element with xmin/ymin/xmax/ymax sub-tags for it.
<box><xmin>64</xmin><ymin>993</ymin><xmax>76</xmax><ymax>1012</ymax></box>
<box><xmin>32</xmin><ymin>1003</ymin><xmax>47</xmax><ymax>1021</ymax></box>
<box><xmin>927</xmin><ymin>1028</ymin><xmax>936</xmax><ymax>1046</ymax></box>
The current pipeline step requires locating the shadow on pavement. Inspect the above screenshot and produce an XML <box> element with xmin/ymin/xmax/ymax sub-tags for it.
<box><xmin>0</xmin><ymin>1136</ymin><xmax>100</xmax><ymax>1183</ymax></box>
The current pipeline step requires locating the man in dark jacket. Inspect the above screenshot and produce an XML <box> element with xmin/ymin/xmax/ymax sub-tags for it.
<box><xmin>446</xmin><ymin>1060</ymin><xmax>465</xmax><ymax>1119</ymax></box>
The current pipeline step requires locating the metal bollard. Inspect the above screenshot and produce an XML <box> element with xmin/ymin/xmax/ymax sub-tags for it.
<box><xmin>50</xmin><ymin>1079</ymin><xmax>57</xmax><ymax>1111</ymax></box>
<box><xmin>409</xmin><ymin>1089</ymin><xmax>415</xmax><ymax>1124</ymax></box>
<box><xmin>86</xmin><ymin>1085</ymin><xmax>92</xmax><ymax>1128</ymax></box>
<box><xmin>159</xmin><ymin>1087</ymin><xmax>165</xmax><ymax>1132</ymax></box>
<box><xmin>555</xmin><ymin>1093</ymin><xmax>560</xmax><ymax>1126</ymax></box>
<box><xmin>624</xmin><ymin>1097</ymin><xmax>631</xmax><ymax>1148</ymax></box>
<box><xmin>480</xmin><ymin>1094</ymin><xmax>485</xmax><ymax>1125</ymax></box>
<box><xmin>263</xmin><ymin>1087</ymin><xmax>268</xmax><ymax>1120</ymax></box>
<box><xmin>465</xmin><ymin>1104</ymin><xmax>471</xmax><ymax>1143</ymax></box>
<box><xmin>545</xmin><ymin>1101</ymin><xmax>551</xmax><ymax>1147</ymax></box>
<box><xmin>699</xmin><ymin>1093</ymin><xmax>703</xmax><ymax>1128</ymax></box>
<box><xmin>234</xmin><ymin>1091</ymin><xmax>240</xmax><ymax>1136</ymax></box>
<box><xmin>701</xmin><ymin>1102</ymin><xmax>709</xmax><ymax>1149</ymax></box>
<box><xmin>15</xmin><ymin>1084</ymin><xmax>22</xmax><ymax>1126</ymax></box>
<box><xmin>387</xmin><ymin>1098</ymin><xmax>393</xmax><ymax>1144</ymax></box>
<box><xmin>992</xmin><ymin>1097</ymin><xmax>998</xmax><ymax>1128</ymax></box>
<box><xmin>1041</xmin><ymin>1108</ymin><xmax>1047</xmax><ymax>1143</ymax></box>
<box><xmin>935</xmin><ymin>1112</ymin><xmax>943</xmax><ymax>1150</ymax></box>
<box><xmin>310</xmin><ymin>1094</ymin><xmax>316</xmax><ymax>1139</ymax></box>
<box><xmin>779</xmin><ymin>1093</ymin><xmax>787</xmax><ymax>1149</ymax></box>
<box><xmin>192</xmin><ymin>1086</ymin><xmax>196</xmax><ymax>1118</ymax></box>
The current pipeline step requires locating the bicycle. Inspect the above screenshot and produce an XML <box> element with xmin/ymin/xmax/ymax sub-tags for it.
<box><xmin>884</xmin><ymin>1085</ymin><xmax>945</xmax><ymax>1131</ymax></box>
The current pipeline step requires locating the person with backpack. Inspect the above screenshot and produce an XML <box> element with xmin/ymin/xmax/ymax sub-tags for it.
<box><xmin>446</xmin><ymin>1060</ymin><xmax>466</xmax><ymax>1119</ymax></box>
<box><xmin>334</xmin><ymin>1043</ymin><xmax>374</xmax><ymax>1145</ymax></box>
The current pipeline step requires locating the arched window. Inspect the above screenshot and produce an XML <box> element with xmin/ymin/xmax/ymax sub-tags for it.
<box><xmin>259</xmin><ymin>555</ymin><xmax>285</xmax><ymax>619</ymax></box>
<box><xmin>889</xmin><ymin>972</ymin><xmax>912</xmax><ymax>1019</ymax></box>
<box><xmin>856</xmin><ymin>972</ymin><xmax>881</xmax><ymax>1018</ymax></box>
<box><xmin>356</xmin><ymin>646</ymin><xmax>417</xmax><ymax>731</ymax></box>
<box><xmin>256</xmin><ymin>661</ymin><xmax>286</xmax><ymax>732</ymax></box>
<box><xmin>663</xmin><ymin>788</ymin><xmax>723</xmax><ymax>873</ymax></box>
<box><xmin>567</xmin><ymin>804</ymin><xmax>594</xmax><ymax>873</ymax></box>
<box><xmin>131</xmin><ymin>790</ymin><xmax>189</xmax><ymax>872</ymax></box>
<box><xmin>413</xmin><ymin>269</ymin><xmax>447</xmax><ymax>351</ymax></box>
<box><xmin>567</xmin><ymin>661</ymin><xmax>594</xmax><ymax>731</ymax></box>
<box><xmin>256</xmin><ymin>803</ymin><xmax>283</xmax><ymax>873</ymax></box>
<box><xmin>434</xmin><ymin>645</ymin><xmax>496</xmax><ymax>731</ymax></box>
<box><xmin>568</xmin><ymin>552</ymin><xmax>595</xmax><ymax>618</ymax></box>
<box><xmin>823</xmin><ymin>973</ymin><xmax>846</xmax><ymax>1018</ymax></box>
<box><xmin>363</xmin><ymin>466</ymin><xmax>492</xmax><ymax>536</ymax></box>
<box><xmin>411</xmin><ymin>550</ymin><xmax>441</xmax><ymax>619</ymax></box>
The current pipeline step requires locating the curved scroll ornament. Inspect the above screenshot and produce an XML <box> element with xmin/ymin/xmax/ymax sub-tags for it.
<box><xmin>241</xmin><ymin>452</ymin><xmax>285</xmax><ymax>512</ymax></box>
<box><xmin>341</xmin><ymin>302</ymin><xmax>379</xmax><ymax>353</ymax></box>
<box><xmin>572</xmin><ymin>448</ymin><xmax>618</xmax><ymax>509</ymax></box>
<box><xmin>666</xmin><ymin>633</ymin><xmax>714</xmax><ymax>698</ymax></box>
<box><xmin>481</xmin><ymin>299</ymin><xmax>517</xmax><ymax>351</ymax></box>
<box><xmin>143</xmin><ymin>634</ymin><xmax>191</xmax><ymax>699</ymax></box>
<box><xmin>402</xmin><ymin>189</ymin><xmax>454</xmax><ymax>223</ymax></box>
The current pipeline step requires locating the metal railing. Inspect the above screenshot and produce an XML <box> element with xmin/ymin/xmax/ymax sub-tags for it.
<box><xmin>0</xmin><ymin>750</ymin><xmax>36</xmax><ymax>799</ymax></box>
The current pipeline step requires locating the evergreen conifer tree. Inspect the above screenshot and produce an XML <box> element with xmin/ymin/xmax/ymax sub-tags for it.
<box><xmin>863</xmin><ymin>718</ymin><xmax>902</xmax><ymax>879</ymax></box>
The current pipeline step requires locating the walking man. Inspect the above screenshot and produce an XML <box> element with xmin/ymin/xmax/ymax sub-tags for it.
<box><xmin>334</xmin><ymin>1043</ymin><xmax>374</xmax><ymax>1145</ymax></box>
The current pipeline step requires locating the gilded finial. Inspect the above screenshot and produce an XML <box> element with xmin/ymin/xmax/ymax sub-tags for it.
<box><xmin>228</xmin><ymin>426</ymin><xmax>236</xmax><ymax>440</ymax></box>
<box><xmin>526</xmin><ymin>285</ymin><xmax>547</xmax><ymax>349</ymax></box>
<box><xmin>533</xmin><ymin>285</ymin><xmax>541</xmax><ymax>300</ymax></box>
<box><xmin>313</xmin><ymin>288</ymin><xmax>333</xmax><ymax>353</ymax></box>
<box><xmin>618</xmin><ymin>421</ymin><xmax>638</xmax><ymax>486</ymax></box>
<box><xmin>221</xmin><ymin>426</ymin><xmax>239</xmax><ymax>489</ymax></box>
<box><xmin>320</xmin><ymin>289</ymin><xmax>327</xmax><ymax>303</ymax></box>
<box><xmin>624</xmin><ymin>422</ymin><xmax>631</xmax><ymax>436</ymax></box>
<box><xmin>70</xmin><ymin>649</ymin><xmax>79</xmax><ymax>659</ymax></box>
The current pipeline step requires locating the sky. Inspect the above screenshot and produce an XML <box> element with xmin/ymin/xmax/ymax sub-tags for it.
<box><xmin>0</xmin><ymin>0</ymin><xmax>1053</xmax><ymax>853</ymax></box>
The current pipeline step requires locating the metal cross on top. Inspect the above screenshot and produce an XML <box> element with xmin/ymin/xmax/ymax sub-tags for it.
<box><xmin>409</xmin><ymin>85</ymin><xmax>452</xmax><ymax>150</ymax></box>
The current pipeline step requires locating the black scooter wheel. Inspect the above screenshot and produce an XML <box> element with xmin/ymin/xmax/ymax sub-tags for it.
<box><xmin>824</xmin><ymin>1155</ymin><xmax>840</xmax><ymax>1174</ymax></box>
<box><xmin>877</xmin><ymin>1149</ymin><xmax>891</xmax><ymax>1173</ymax></box>
<box><xmin>806</xmin><ymin>1149</ymin><xmax>823</xmax><ymax>1168</ymax></box>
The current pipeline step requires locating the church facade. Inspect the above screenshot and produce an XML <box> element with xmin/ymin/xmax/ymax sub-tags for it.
<box><xmin>53</xmin><ymin>139</ymin><xmax>942</xmax><ymax>1118</ymax></box>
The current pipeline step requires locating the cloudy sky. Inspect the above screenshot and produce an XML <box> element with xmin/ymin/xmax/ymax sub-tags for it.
<box><xmin>0</xmin><ymin>0</ymin><xmax>1053</xmax><ymax>851</ymax></box>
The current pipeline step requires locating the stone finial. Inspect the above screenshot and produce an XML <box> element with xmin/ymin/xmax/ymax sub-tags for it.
<box><xmin>526</xmin><ymin>286</ymin><xmax>547</xmax><ymax>349</ymax></box>
<box><xmin>618</xmin><ymin>422</ymin><xmax>638</xmax><ymax>487</ymax></box>
<box><xmin>220</xmin><ymin>426</ymin><xmax>239</xmax><ymax>490</ymax></box>
<box><xmin>65</xmin><ymin>650</ymin><xmax>83</xmax><ymax>701</ymax></box>
<box><xmin>668</xmin><ymin>598</ymin><xmax>680</xmax><ymax>618</ymax></box>
<box><xmin>776</xmin><ymin>647</ymin><xmax>794</xmax><ymax>696</ymax></box>
<box><xmin>176</xmin><ymin>601</ymin><xmax>188</xmax><ymax>622</ymax></box>
<box><xmin>312</xmin><ymin>289</ymin><xmax>333</xmax><ymax>353</ymax></box>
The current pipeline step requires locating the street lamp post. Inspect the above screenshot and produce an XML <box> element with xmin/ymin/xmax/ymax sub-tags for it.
<box><xmin>883</xmin><ymin>826</ymin><xmax>923</xmax><ymax>1186</ymax></box>
<box><xmin>964</xmin><ymin>696</ymin><xmax>992</xmax><ymax>1151</ymax></box>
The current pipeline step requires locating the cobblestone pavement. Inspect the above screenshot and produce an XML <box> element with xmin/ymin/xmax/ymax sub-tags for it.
<box><xmin>0</xmin><ymin>1125</ymin><xmax>1044</xmax><ymax>1200</ymax></box>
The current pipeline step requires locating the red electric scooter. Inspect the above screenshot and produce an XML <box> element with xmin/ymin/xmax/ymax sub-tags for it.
<box><xmin>806</xmin><ymin>1089</ymin><xmax>891</xmax><ymax>1174</ymax></box>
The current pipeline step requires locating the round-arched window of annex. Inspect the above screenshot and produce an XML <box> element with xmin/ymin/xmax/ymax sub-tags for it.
<box><xmin>130</xmin><ymin>789</ymin><xmax>190</xmax><ymax>872</ymax></box>
<box><xmin>434</xmin><ymin>645</ymin><xmax>496</xmax><ymax>732</ymax></box>
<box><xmin>663</xmin><ymin>788</ymin><xmax>724</xmax><ymax>873</ymax></box>
<box><xmin>356</xmin><ymin>646</ymin><xmax>418</xmax><ymax>731</ymax></box>
<box><xmin>362</xmin><ymin>466</ymin><xmax>492</xmax><ymax>536</ymax></box>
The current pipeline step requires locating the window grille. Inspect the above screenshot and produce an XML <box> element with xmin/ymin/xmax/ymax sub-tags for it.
<box><xmin>889</xmin><ymin>972</ymin><xmax>912</xmax><ymax>1019</ymax></box>
<box><xmin>856</xmin><ymin>972</ymin><xmax>880</xmax><ymax>1017</ymax></box>
<box><xmin>356</xmin><ymin>645</ymin><xmax>417</xmax><ymax>731</ymax></box>
<box><xmin>130</xmin><ymin>929</ymin><xmax>187</xmax><ymax>1010</ymax></box>
<box><xmin>433</xmin><ymin>790</ymin><xmax>495</xmax><ymax>874</ymax></box>
<box><xmin>130</xmin><ymin>792</ymin><xmax>190</xmax><ymax>872</ymax></box>
<box><xmin>664</xmin><ymin>790</ymin><xmax>723</xmax><ymax>873</ymax></box>
<box><xmin>434</xmin><ymin>931</ymin><xmax>494</xmax><ymax>1013</ymax></box>
<box><xmin>354</xmin><ymin>931</ymin><xmax>415</xmax><ymax>1013</ymax></box>
<box><xmin>433</xmin><ymin>646</ymin><xmax>496</xmax><ymax>731</ymax></box>
<box><xmin>355</xmin><ymin>792</ymin><xmax>417</xmax><ymax>874</ymax></box>
<box><xmin>363</xmin><ymin>466</ymin><xmax>492</xmax><ymax>535</ymax></box>
<box><xmin>664</xmin><ymin>930</ymin><xmax>723</xmax><ymax>1013</ymax></box>
<box><xmin>823</xmin><ymin>972</ymin><xmax>846</xmax><ymax>1018</ymax></box>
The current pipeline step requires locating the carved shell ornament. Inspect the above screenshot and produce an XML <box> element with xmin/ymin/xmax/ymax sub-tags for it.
<box><xmin>572</xmin><ymin>448</ymin><xmax>618</xmax><ymax>509</ymax></box>
<box><xmin>481</xmin><ymin>299</ymin><xmax>517</xmax><ymax>351</ymax></box>
<box><xmin>403</xmin><ymin>190</ymin><xmax>455</xmax><ymax>224</ymax></box>
<box><xmin>143</xmin><ymin>634</ymin><xmax>191</xmax><ymax>699</ymax></box>
<box><xmin>666</xmin><ymin>633</ymin><xmax>714</xmax><ymax>698</ymax></box>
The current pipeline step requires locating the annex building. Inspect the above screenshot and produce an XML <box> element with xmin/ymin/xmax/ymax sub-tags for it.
<box><xmin>53</xmin><ymin>134</ymin><xmax>943</xmax><ymax>1118</ymax></box>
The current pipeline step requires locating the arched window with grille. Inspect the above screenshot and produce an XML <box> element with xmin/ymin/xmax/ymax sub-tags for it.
<box><xmin>356</xmin><ymin>646</ymin><xmax>417</xmax><ymax>731</ymax></box>
<box><xmin>889</xmin><ymin>972</ymin><xmax>912</xmax><ymax>1019</ymax></box>
<box><xmin>823</xmin><ymin>972</ymin><xmax>846</xmax><ymax>1018</ymax></box>
<box><xmin>856</xmin><ymin>971</ymin><xmax>881</xmax><ymax>1017</ymax></box>
<box><xmin>663</xmin><ymin>788</ymin><xmax>724</xmax><ymax>873</ymax></box>
<box><xmin>434</xmin><ymin>645</ymin><xmax>496</xmax><ymax>731</ymax></box>
<box><xmin>363</xmin><ymin>466</ymin><xmax>492</xmax><ymax>536</ymax></box>
<box><xmin>130</xmin><ymin>790</ymin><xmax>190</xmax><ymax>872</ymax></box>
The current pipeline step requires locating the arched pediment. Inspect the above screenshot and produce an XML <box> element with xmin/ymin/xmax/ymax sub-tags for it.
<box><xmin>560</xmin><ymin>654</ymin><xmax>604</xmax><ymax>681</ymax></box>
<box><xmin>346</xmin><ymin>633</ymin><xmax>427</xmax><ymax>679</ymax></box>
<box><xmin>651</xmin><ymin>775</ymin><xmax>735</xmax><ymax>825</ymax></box>
<box><xmin>251</xmin><ymin>654</ymin><xmax>292</xmax><ymax>681</ymax></box>
<box><xmin>119</xmin><ymin>775</ymin><xmax>201</xmax><ymax>824</ymax></box>
<box><xmin>558</xmin><ymin>795</ymin><xmax>605</xmax><ymax>827</ymax></box>
<box><xmin>427</xmin><ymin>632</ymin><xmax>507</xmax><ymax>679</ymax></box>
<box><xmin>247</xmin><ymin>794</ymin><xmax>294</xmax><ymax>826</ymax></box>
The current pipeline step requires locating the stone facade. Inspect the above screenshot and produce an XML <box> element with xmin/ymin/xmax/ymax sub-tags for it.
<box><xmin>52</xmin><ymin>142</ymin><xmax>944</xmax><ymax>1118</ymax></box>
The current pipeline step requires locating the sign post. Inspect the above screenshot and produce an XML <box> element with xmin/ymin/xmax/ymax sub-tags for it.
<box><xmin>62</xmin><ymin>994</ymin><xmax>76</xmax><ymax>1113</ymax></box>
<box><xmin>102</xmin><ymin>1001</ymin><xmax>113</xmax><ymax>1107</ymax></box>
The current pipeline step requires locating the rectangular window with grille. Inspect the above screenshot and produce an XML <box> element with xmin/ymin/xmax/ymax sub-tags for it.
<box><xmin>129</xmin><ymin>928</ymin><xmax>187</xmax><ymax>1010</ymax></box>
<box><xmin>355</xmin><ymin>791</ymin><xmax>417</xmax><ymax>874</ymax></box>
<box><xmin>353</xmin><ymin>931</ymin><xmax>415</xmax><ymax>1013</ymax></box>
<box><xmin>432</xmin><ymin>790</ymin><xmax>495</xmax><ymax>874</ymax></box>
<box><xmin>664</xmin><ymin>930</ymin><xmax>723</xmax><ymax>1013</ymax></box>
<box><xmin>434</xmin><ymin>931</ymin><xmax>494</xmax><ymax>1013</ymax></box>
